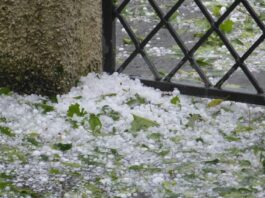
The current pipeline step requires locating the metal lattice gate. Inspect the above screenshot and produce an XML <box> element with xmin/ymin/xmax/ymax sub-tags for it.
<box><xmin>102</xmin><ymin>0</ymin><xmax>265</xmax><ymax>105</ymax></box>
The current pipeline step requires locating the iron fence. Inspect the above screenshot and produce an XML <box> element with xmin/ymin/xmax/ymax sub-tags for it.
<box><xmin>102</xmin><ymin>0</ymin><xmax>265</xmax><ymax>105</ymax></box>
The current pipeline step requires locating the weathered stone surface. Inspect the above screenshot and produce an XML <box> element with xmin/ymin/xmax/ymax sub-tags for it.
<box><xmin>0</xmin><ymin>0</ymin><xmax>102</xmax><ymax>95</ymax></box>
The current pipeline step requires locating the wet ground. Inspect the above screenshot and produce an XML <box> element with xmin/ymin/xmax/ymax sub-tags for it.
<box><xmin>115</xmin><ymin>0</ymin><xmax>265</xmax><ymax>94</ymax></box>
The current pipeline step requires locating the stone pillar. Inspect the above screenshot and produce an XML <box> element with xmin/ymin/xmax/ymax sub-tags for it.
<box><xmin>0</xmin><ymin>0</ymin><xmax>102</xmax><ymax>95</ymax></box>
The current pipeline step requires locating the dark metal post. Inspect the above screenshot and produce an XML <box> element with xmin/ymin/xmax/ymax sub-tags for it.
<box><xmin>102</xmin><ymin>0</ymin><xmax>116</xmax><ymax>73</ymax></box>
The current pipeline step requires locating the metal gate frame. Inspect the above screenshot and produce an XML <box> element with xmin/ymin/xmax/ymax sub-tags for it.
<box><xmin>102</xmin><ymin>0</ymin><xmax>265</xmax><ymax>105</ymax></box>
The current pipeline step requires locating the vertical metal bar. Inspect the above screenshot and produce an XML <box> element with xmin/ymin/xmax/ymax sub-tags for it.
<box><xmin>102</xmin><ymin>0</ymin><xmax>116</xmax><ymax>73</ymax></box>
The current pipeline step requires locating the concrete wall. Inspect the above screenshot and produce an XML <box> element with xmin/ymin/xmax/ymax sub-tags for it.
<box><xmin>0</xmin><ymin>0</ymin><xmax>102</xmax><ymax>95</ymax></box>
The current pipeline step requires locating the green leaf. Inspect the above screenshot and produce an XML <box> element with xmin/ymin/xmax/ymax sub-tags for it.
<box><xmin>148</xmin><ymin>133</ymin><xmax>162</xmax><ymax>141</ymax></box>
<box><xmin>170</xmin><ymin>96</ymin><xmax>181</xmax><ymax>106</ymax></box>
<box><xmin>139</xmin><ymin>144</ymin><xmax>149</xmax><ymax>149</ymax></box>
<box><xmin>214</xmin><ymin>187</ymin><xmax>253</xmax><ymax>198</ymax></box>
<box><xmin>0</xmin><ymin>117</ymin><xmax>7</xmax><ymax>123</ymax></box>
<box><xmin>68</xmin><ymin>119</ymin><xmax>79</xmax><ymax>129</ymax></box>
<box><xmin>0</xmin><ymin>144</ymin><xmax>27</xmax><ymax>163</ymax></box>
<box><xmin>147</xmin><ymin>167</ymin><xmax>162</xmax><ymax>173</ymax></box>
<box><xmin>49</xmin><ymin>168</ymin><xmax>61</xmax><ymax>175</ymax></box>
<box><xmin>195</xmin><ymin>137</ymin><xmax>204</xmax><ymax>143</ymax></box>
<box><xmin>0</xmin><ymin>172</ymin><xmax>13</xmax><ymax>180</ymax></box>
<box><xmin>157</xmin><ymin>149</ymin><xmax>170</xmax><ymax>157</ymax></box>
<box><xmin>109</xmin><ymin>170</ymin><xmax>118</xmax><ymax>181</ymax></box>
<box><xmin>122</xmin><ymin>36</ymin><xmax>143</xmax><ymax>45</ymax></box>
<box><xmin>239</xmin><ymin>160</ymin><xmax>251</xmax><ymax>167</ymax></box>
<box><xmin>123</xmin><ymin>37</ymin><xmax>133</xmax><ymax>45</ymax></box>
<box><xmin>0</xmin><ymin>87</ymin><xmax>11</xmax><ymax>95</ymax></box>
<box><xmin>67</xmin><ymin>103</ymin><xmax>87</xmax><ymax>117</ymax></box>
<box><xmin>0</xmin><ymin>181</ymin><xmax>13</xmax><ymax>190</ymax></box>
<box><xmin>35</xmin><ymin>103</ymin><xmax>54</xmax><ymax>114</ymax></box>
<box><xmin>170</xmin><ymin>135</ymin><xmax>182</xmax><ymax>144</ymax></box>
<box><xmin>205</xmin><ymin>33</ymin><xmax>223</xmax><ymax>46</ymax></box>
<box><xmin>25</xmin><ymin>136</ymin><xmax>40</xmax><ymax>146</ymax></box>
<box><xmin>126</xmin><ymin>94</ymin><xmax>146</xmax><ymax>106</ymax></box>
<box><xmin>62</xmin><ymin>162</ymin><xmax>81</xmax><ymax>168</ymax></box>
<box><xmin>158</xmin><ymin>70</ymin><xmax>167</xmax><ymax>77</ymax></box>
<box><xmin>128</xmin><ymin>164</ymin><xmax>145</xmax><ymax>171</ymax></box>
<box><xmin>52</xmin><ymin>143</ymin><xmax>72</xmax><ymax>152</ymax></box>
<box><xmin>52</xmin><ymin>154</ymin><xmax>61</xmax><ymax>161</ymax></box>
<box><xmin>262</xmin><ymin>159</ymin><xmax>265</xmax><ymax>174</ymax></box>
<box><xmin>185</xmin><ymin>114</ymin><xmax>204</xmax><ymax>128</ymax></box>
<box><xmin>0</xmin><ymin>126</ymin><xmax>15</xmax><ymax>137</ymax></box>
<box><xmin>110</xmin><ymin>148</ymin><xmax>118</xmax><ymax>156</ymax></box>
<box><xmin>202</xmin><ymin>167</ymin><xmax>221</xmax><ymax>174</ymax></box>
<box><xmin>232</xmin><ymin>38</ymin><xmax>244</xmax><ymax>46</ymax></box>
<box><xmin>169</xmin><ymin>11</ymin><xmax>179</xmax><ymax>22</ymax></box>
<box><xmin>100</xmin><ymin>93</ymin><xmax>117</xmax><ymax>100</ymax></box>
<box><xmin>232</xmin><ymin>125</ymin><xmax>254</xmax><ymax>134</ymax></box>
<box><xmin>196</xmin><ymin>58</ymin><xmax>212</xmax><ymax>67</ymax></box>
<box><xmin>249</xmin><ymin>145</ymin><xmax>265</xmax><ymax>155</ymax></box>
<box><xmin>224</xmin><ymin>135</ymin><xmax>241</xmax><ymax>142</ymax></box>
<box><xmin>16</xmin><ymin>187</ymin><xmax>40</xmax><ymax>198</ymax></box>
<box><xmin>207</xmin><ymin>99</ymin><xmax>224</xmax><ymax>108</ymax></box>
<box><xmin>226</xmin><ymin>147</ymin><xmax>242</xmax><ymax>155</ymax></box>
<box><xmin>101</xmin><ymin>105</ymin><xmax>120</xmax><ymax>121</ymax></box>
<box><xmin>79</xmin><ymin>155</ymin><xmax>103</xmax><ymax>166</ymax></box>
<box><xmin>48</xmin><ymin>96</ymin><xmax>58</xmax><ymax>103</ymax></box>
<box><xmin>162</xmin><ymin>181</ymin><xmax>176</xmax><ymax>191</ymax></box>
<box><xmin>73</xmin><ymin>96</ymin><xmax>82</xmax><ymax>99</ymax></box>
<box><xmin>220</xmin><ymin>19</ymin><xmax>234</xmax><ymax>33</ymax></box>
<box><xmin>84</xmin><ymin>182</ymin><xmax>105</xmax><ymax>197</ymax></box>
<box><xmin>212</xmin><ymin>5</ymin><xmax>222</xmax><ymax>17</ymax></box>
<box><xmin>89</xmin><ymin>114</ymin><xmax>102</xmax><ymax>134</ymax></box>
<box><xmin>193</xmin><ymin>32</ymin><xmax>204</xmax><ymax>38</ymax></box>
<box><xmin>205</xmin><ymin>158</ymin><xmax>220</xmax><ymax>165</ymax></box>
<box><xmin>172</xmin><ymin>45</ymin><xmax>184</xmax><ymax>57</ymax></box>
<box><xmin>113</xmin><ymin>0</ymin><xmax>118</xmax><ymax>5</ymax></box>
<box><xmin>40</xmin><ymin>154</ymin><xmax>49</xmax><ymax>161</ymax></box>
<box><xmin>131</xmin><ymin>114</ymin><xmax>159</xmax><ymax>132</ymax></box>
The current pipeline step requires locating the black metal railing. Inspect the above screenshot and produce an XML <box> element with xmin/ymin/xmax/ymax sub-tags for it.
<box><xmin>102</xmin><ymin>0</ymin><xmax>265</xmax><ymax>105</ymax></box>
